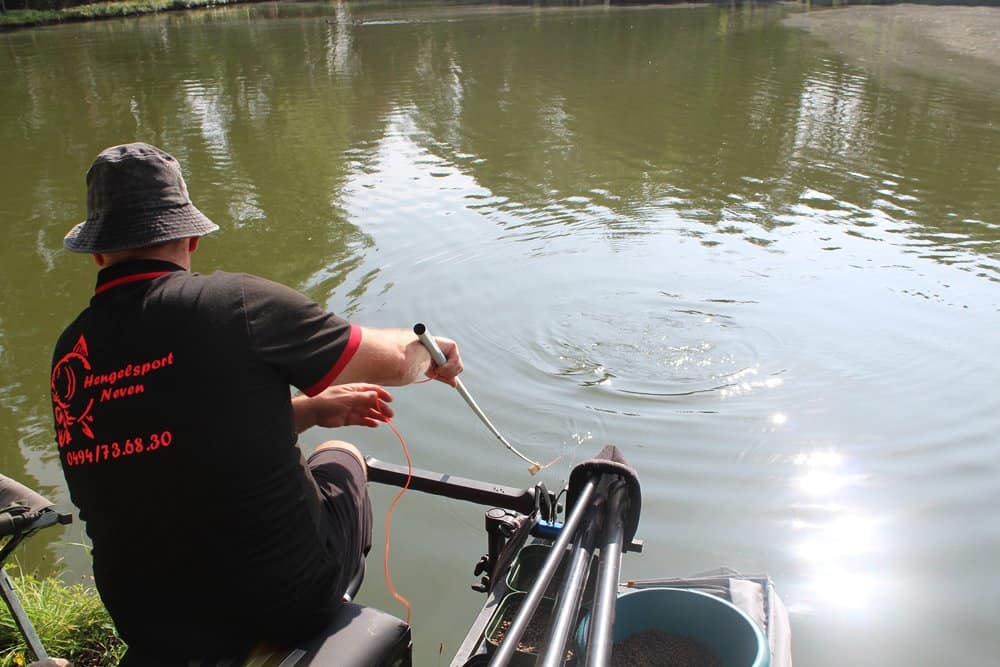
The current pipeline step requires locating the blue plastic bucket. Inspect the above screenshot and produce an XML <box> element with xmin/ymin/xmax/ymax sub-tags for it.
<box><xmin>576</xmin><ymin>587</ymin><xmax>770</xmax><ymax>667</ymax></box>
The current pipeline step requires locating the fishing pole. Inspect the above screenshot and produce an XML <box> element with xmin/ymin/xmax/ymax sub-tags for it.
<box><xmin>414</xmin><ymin>323</ymin><xmax>555</xmax><ymax>476</ymax></box>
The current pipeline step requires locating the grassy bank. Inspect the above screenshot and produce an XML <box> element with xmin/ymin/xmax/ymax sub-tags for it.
<box><xmin>0</xmin><ymin>567</ymin><xmax>125</xmax><ymax>667</ymax></box>
<box><xmin>0</xmin><ymin>0</ymin><xmax>250</xmax><ymax>29</ymax></box>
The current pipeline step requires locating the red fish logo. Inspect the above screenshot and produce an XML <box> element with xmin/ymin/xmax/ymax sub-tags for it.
<box><xmin>51</xmin><ymin>335</ymin><xmax>95</xmax><ymax>447</ymax></box>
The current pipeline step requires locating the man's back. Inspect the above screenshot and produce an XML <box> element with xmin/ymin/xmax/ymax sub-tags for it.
<box><xmin>52</xmin><ymin>259</ymin><xmax>356</xmax><ymax>656</ymax></box>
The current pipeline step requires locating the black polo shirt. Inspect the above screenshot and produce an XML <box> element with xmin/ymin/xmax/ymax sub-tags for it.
<box><xmin>50</xmin><ymin>259</ymin><xmax>361</xmax><ymax>655</ymax></box>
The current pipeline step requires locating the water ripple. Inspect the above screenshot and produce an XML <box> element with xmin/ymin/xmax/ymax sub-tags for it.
<box><xmin>522</xmin><ymin>290</ymin><xmax>784</xmax><ymax>402</ymax></box>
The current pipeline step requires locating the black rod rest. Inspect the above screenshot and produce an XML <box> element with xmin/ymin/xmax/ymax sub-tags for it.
<box><xmin>365</xmin><ymin>456</ymin><xmax>559</xmax><ymax>597</ymax></box>
<box><xmin>366</xmin><ymin>456</ymin><xmax>556</xmax><ymax>520</ymax></box>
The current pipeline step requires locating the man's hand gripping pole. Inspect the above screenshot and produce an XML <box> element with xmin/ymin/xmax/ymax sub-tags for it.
<box><xmin>414</xmin><ymin>323</ymin><xmax>557</xmax><ymax>476</ymax></box>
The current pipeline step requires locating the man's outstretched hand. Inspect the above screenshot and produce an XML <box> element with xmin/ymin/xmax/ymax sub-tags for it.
<box><xmin>294</xmin><ymin>383</ymin><xmax>394</xmax><ymax>433</ymax></box>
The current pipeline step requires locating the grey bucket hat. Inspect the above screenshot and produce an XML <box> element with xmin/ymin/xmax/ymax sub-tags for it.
<box><xmin>64</xmin><ymin>143</ymin><xmax>219</xmax><ymax>253</ymax></box>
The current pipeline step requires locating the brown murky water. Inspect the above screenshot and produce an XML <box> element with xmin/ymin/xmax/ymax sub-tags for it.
<box><xmin>1</xmin><ymin>2</ymin><xmax>998</xmax><ymax>665</ymax></box>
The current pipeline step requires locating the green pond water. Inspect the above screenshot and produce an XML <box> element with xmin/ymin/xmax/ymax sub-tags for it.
<box><xmin>1</xmin><ymin>2</ymin><xmax>998</xmax><ymax>665</ymax></box>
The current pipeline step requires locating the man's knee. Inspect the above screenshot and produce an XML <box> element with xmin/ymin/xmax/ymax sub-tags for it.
<box><xmin>314</xmin><ymin>440</ymin><xmax>366</xmax><ymax>477</ymax></box>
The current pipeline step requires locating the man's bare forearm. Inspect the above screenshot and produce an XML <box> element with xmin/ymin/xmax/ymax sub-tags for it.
<box><xmin>336</xmin><ymin>327</ymin><xmax>462</xmax><ymax>387</ymax></box>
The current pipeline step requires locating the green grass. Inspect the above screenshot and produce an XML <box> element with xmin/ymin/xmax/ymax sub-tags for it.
<box><xmin>0</xmin><ymin>566</ymin><xmax>125</xmax><ymax>667</ymax></box>
<box><xmin>0</xmin><ymin>0</ymin><xmax>247</xmax><ymax>28</ymax></box>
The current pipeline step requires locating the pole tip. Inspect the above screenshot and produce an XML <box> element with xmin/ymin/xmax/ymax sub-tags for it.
<box><xmin>413</xmin><ymin>323</ymin><xmax>426</xmax><ymax>335</ymax></box>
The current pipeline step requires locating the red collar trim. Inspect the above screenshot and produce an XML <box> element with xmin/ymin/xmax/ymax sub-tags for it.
<box><xmin>94</xmin><ymin>271</ymin><xmax>173</xmax><ymax>295</ymax></box>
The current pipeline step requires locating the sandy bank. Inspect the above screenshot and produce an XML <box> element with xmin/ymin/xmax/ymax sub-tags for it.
<box><xmin>784</xmin><ymin>4</ymin><xmax>1000</xmax><ymax>89</ymax></box>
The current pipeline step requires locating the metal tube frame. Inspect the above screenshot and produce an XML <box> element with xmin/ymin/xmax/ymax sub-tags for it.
<box><xmin>489</xmin><ymin>479</ymin><xmax>597</xmax><ymax>667</ymax></box>
<box><xmin>584</xmin><ymin>480</ymin><xmax>628</xmax><ymax>667</ymax></box>
<box><xmin>0</xmin><ymin>534</ymin><xmax>48</xmax><ymax>662</ymax></box>
<box><xmin>538</xmin><ymin>511</ymin><xmax>599</xmax><ymax>667</ymax></box>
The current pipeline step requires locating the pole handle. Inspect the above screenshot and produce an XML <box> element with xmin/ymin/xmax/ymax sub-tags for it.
<box><xmin>413</xmin><ymin>322</ymin><xmax>448</xmax><ymax>366</ymax></box>
<box><xmin>413</xmin><ymin>323</ymin><xmax>545</xmax><ymax>475</ymax></box>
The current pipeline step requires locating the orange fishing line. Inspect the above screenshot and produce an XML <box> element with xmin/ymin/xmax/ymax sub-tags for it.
<box><xmin>382</xmin><ymin>419</ymin><xmax>413</xmax><ymax>625</ymax></box>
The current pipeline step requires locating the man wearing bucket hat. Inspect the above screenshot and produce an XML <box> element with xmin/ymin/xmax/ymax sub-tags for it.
<box><xmin>51</xmin><ymin>143</ymin><xmax>463</xmax><ymax>663</ymax></box>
